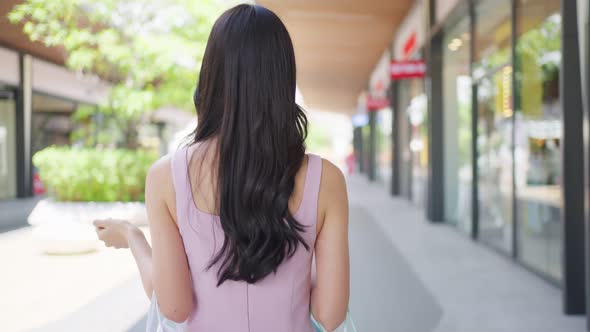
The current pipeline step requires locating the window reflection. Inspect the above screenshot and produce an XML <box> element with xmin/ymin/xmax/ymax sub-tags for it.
<box><xmin>0</xmin><ymin>91</ymin><xmax>17</xmax><ymax>200</ymax></box>
<box><xmin>397</xmin><ymin>77</ymin><xmax>427</xmax><ymax>207</ymax></box>
<box><xmin>473</xmin><ymin>0</ymin><xmax>512</xmax><ymax>77</ymax></box>
<box><xmin>477</xmin><ymin>69</ymin><xmax>514</xmax><ymax>252</ymax></box>
<box><xmin>443</xmin><ymin>17</ymin><xmax>472</xmax><ymax>234</ymax></box>
<box><xmin>32</xmin><ymin>93</ymin><xmax>77</xmax><ymax>155</ymax></box>
<box><xmin>407</xmin><ymin>91</ymin><xmax>428</xmax><ymax>207</ymax></box>
<box><xmin>361</xmin><ymin>124</ymin><xmax>371</xmax><ymax>174</ymax></box>
<box><xmin>398</xmin><ymin>82</ymin><xmax>412</xmax><ymax>200</ymax></box>
<box><xmin>474</xmin><ymin>0</ymin><xmax>514</xmax><ymax>253</ymax></box>
<box><xmin>514</xmin><ymin>0</ymin><xmax>562</xmax><ymax>281</ymax></box>
<box><xmin>376</xmin><ymin>108</ymin><xmax>393</xmax><ymax>186</ymax></box>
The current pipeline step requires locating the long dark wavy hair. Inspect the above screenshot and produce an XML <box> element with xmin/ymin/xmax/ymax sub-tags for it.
<box><xmin>189</xmin><ymin>4</ymin><xmax>309</xmax><ymax>286</ymax></box>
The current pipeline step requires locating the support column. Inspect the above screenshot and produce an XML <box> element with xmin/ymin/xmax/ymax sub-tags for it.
<box><xmin>353</xmin><ymin>126</ymin><xmax>363</xmax><ymax>174</ymax></box>
<box><xmin>426</xmin><ymin>33</ymin><xmax>444</xmax><ymax>222</ymax></box>
<box><xmin>561</xmin><ymin>0</ymin><xmax>586</xmax><ymax>316</ymax></box>
<box><xmin>510</xmin><ymin>0</ymin><xmax>519</xmax><ymax>260</ymax></box>
<box><xmin>578</xmin><ymin>0</ymin><xmax>590</xmax><ymax>327</ymax></box>
<box><xmin>390</xmin><ymin>81</ymin><xmax>401</xmax><ymax>196</ymax></box>
<box><xmin>15</xmin><ymin>53</ymin><xmax>32</xmax><ymax>198</ymax></box>
<box><xmin>367</xmin><ymin>111</ymin><xmax>377</xmax><ymax>181</ymax></box>
<box><xmin>469</xmin><ymin>1</ymin><xmax>479</xmax><ymax>240</ymax></box>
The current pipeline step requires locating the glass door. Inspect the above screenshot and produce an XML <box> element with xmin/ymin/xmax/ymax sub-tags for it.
<box><xmin>0</xmin><ymin>90</ymin><xmax>17</xmax><ymax>200</ymax></box>
<box><xmin>398</xmin><ymin>81</ymin><xmax>412</xmax><ymax>200</ymax></box>
<box><xmin>407</xmin><ymin>84</ymin><xmax>427</xmax><ymax>208</ymax></box>
<box><xmin>514</xmin><ymin>0</ymin><xmax>562</xmax><ymax>281</ymax></box>
<box><xmin>442</xmin><ymin>16</ymin><xmax>473</xmax><ymax>234</ymax></box>
<box><xmin>376</xmin><ymin>108</ymin><xmax>393</xmax><ymax>186</ymax></box>
<box><xmin>473</xmin><ymin>0</ymin><xmax>513</xmax><ymax>254</ymax></box>
<box><xmin>476</xmin><ymin>70</ymin><xmax>514</xmax><ymax>253</ymax></box>
<box><xmin>398</xmin><ymin>78</ymin><xmax>427</xmax><ymax>205</ymax></box>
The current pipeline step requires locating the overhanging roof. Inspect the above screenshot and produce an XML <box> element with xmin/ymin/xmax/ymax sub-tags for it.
<box><xmin>257</xmin><ymin>0</ymin><xmax>414</xmax><ymax>114</ymax></box>
<box><xmin>0</xmin><ymin>0</ymin><xmax>66</xmax><ymax>66</ymax></box>
<box><xmin>2</xmin><ymin>0</ymin><xmax>415</xmax><ymax>114</ymax></box>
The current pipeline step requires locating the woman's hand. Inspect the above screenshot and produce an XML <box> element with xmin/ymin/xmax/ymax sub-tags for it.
<box><xmin>93</xmin><ymin>218</ymin><xmax>137</xmax><ymax>249</ymax></box>
<box><xmin>94</xmin><ymin>218</ymin><xmax>154</xmax><ymax>298</ymax></box>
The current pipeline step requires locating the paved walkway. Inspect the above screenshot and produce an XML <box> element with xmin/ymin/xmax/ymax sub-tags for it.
<box><xmin>2</xmin><ymin>175</ymin><xmax>586</xmax><ymax>331</ymax></box>
<box><xmin>0</xmin><ymin>197</ymin><xmax>40</xmax><ymax>232</ymax></box>
<box><xmin>0</xmin><ymin>226</ymin><xmax>148</xmax><ymax>332</ymax></box>
<box><xmin>346</xmin><ymin>175</ymin><xmax>585</xmax><ymax>332</ymax></box>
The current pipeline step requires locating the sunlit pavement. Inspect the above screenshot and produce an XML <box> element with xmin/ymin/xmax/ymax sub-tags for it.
<box><xmin>0</xmin><ymin>227</ymin><xmax>149</xmax><ymax>332</ymax></box>
<box><xmin>2</xmin><ymin>175</ymin><xmax>587</xmax><ymax>332</ymax></box>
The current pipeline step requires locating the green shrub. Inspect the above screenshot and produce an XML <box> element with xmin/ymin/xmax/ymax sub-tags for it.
<box><xmin>33</xmin><ymin>147</ymin><xmax>158</xmax><ymax>202</ymax></box>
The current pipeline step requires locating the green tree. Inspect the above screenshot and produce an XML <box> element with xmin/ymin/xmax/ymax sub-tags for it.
<box><xmin>9</xmin><ymin>0</ymin><xmax>222</xmax><ymax>148</ymax></box>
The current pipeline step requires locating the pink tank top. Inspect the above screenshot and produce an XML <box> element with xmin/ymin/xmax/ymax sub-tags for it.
<box><xmin>170</xmin><ymin>146</ymin><xmax>322</xmax><ymax>332</ymax></box>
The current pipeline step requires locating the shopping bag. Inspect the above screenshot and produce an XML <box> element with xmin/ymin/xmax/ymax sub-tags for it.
<box><xmin>311</xmin><ymin>309</ymin><xmax>358</xmax><ymax>332</ymax></box>
<box><xmin>146</xmin><ymin>292</ymin><xmax>187</xmax><ymax>332</ymax></box>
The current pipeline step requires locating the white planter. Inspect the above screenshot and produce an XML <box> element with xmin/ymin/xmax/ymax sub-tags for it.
<box><xmin>32</xmin><ymin>223</ymin><xmax>99</xmax><ymax>255</ymax></box>
<box><xmin>27</xmin><ymin>199</ymin><xmax>148</xmax><ymax>254</ymax></box>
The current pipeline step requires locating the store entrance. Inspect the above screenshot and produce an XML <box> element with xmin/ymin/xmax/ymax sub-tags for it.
<box><xmin>475</xmin><ymin>68</ymin><xmax>514</xmax><ymax>254</ymax></box>
<box><xmin>0</xmin><ymin>89</ymin><xmax>17</xmax><ymax>200</ymax></box>
<box><xmin>398</xmin><ymin>78</ymin><xmax>427</xmax><ymax>207</ymax></box>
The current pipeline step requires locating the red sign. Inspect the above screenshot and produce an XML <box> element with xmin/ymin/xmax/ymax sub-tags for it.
<box><xmin>366</xmin><ymin>96</ymin><xmax>389</xmax><ymax>111</ymax></box>
<box><xmin>403</xmin><ymin>32</ymin><xmax>417</xmax><ymax>59</ymax></box>
<box><xmin>391</xmin><ymin>60</ymin><xmax>426</xmax><ymax>80</ymax></box>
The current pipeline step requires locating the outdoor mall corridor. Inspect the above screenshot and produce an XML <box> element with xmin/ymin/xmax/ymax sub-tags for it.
<box><xmin>4</xmin><ymin>175</ymin><xmax>583</xmax><ymax>332</ymax></box>
<box><xmin>1</xmin><ymin>0</ymin><xmax>589</xmax><ymax>330</ymax></box>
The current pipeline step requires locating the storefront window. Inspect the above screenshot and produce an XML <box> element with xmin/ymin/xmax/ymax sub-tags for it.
<box><xmin>376</xmin><ymin>108</ymin><xmax>393</xmax><ymax>186</ymax></box>
<box><xmin>473</xmin><ymin>0</ymin><xmax>511</xmax><ymax>78</ymax></box>
<box><xmin>514</xmin><ymin>0</ymin><xmax>562</xmax><ymax>281</ymax></box>
<box><xmin>0</xmin><ymin>89</ymin><xmax>17</xmax><ymax>200</ymax></box>
<box><xmin>32</xmin><ymin>93</ymin><xmax>76</xmax><ymax>155</ymax></box>
<box><xmin>396</xmin><ymin>79</ymin><xmax>428</xmax><ymax>206</ymax></box>
<box><xmin>397</xmin><ymin>77</ymin><xmax>427</xmax><ymax>205</ymax></box>
<box><xmin>407</xmin><ymin>88</ymin><xmax>428</xmax><ymax>207</ymax></box>
<box><xmin>474</xmin><ymin>0</ymin><xmax>513</xmax><ymax>253</ymax></box>
<box><xmin>443</xmin><ymin>16</ymin><xmax>472</xmax><ymax>233</ymax></box>
<box><xmin>398</xmin><ymin>82</ymin><xmax>412</xmax><ymax>200</ymax></box>
<box><xmin>31</xmin><ymin>93</ymin><xmax>77</xmax><ymax>195</ymax></box>
<box><xmin>361</xmin><ymin>123</ymin><xmax>371</xmax><ymax>174</ymax></box>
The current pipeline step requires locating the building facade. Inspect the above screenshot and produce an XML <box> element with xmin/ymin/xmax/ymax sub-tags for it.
<box><xmin>0</xmin><ymin>0</ymin><xmax>109</xmax><ymax>215</ymax></box>
<box><xmin>355</xmin><ymin>0</ymin><xmax>590</xmax><ymax>327</ymax></box>
<box><xmin>0</xmin><ymin>48</ymin><xmax>108</xmax><ymax>201</ymax></box>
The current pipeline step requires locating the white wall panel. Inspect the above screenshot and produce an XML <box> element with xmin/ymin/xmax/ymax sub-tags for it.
<box><xmin>0</xmin><ymin>47</ymin><xmax>19</xmax><ymax>86</ymax></box>
<box><xmin>32</xmin><ymin>58</ymin><xmax>109</xmax><ymax>104</ymax></box>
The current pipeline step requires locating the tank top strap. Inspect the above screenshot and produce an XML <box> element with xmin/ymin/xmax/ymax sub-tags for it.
<box><xmin>170</xmin><ymin>145</ymin><xmax>192</xmax><ymax>227</ymax></box>
<box><xmin>299</xmin><ymin>153</ymin><xmax>323</xmax><ymax>225</ymax></box>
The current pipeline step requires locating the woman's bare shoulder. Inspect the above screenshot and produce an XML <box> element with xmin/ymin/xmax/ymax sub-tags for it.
<box><xmin>146</xmin><ymin>154</ymin><xmax>177</xmax><ymax>218</ymax></box>
<box><xmin>319</xmin><ymin>158</ymin><xmax>347</xmax><ymax>194</ymax></box>
<box><xmin>317</xmin><ymin>157</ymin><xmax>348</xmax><ymax>232</ymax></box>
<box><xmin>147</xmin><ymin>154</ymin><xmax>173</xmax><ymax>187</ymax></box>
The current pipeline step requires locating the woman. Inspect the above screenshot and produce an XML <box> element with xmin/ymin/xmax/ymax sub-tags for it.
<box><xmin>94</xmin><ymin>4</ymin><xmax>349</xmax><ymax>332</ymax></box>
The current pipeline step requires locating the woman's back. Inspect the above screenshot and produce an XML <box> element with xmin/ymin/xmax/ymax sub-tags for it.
<box><xmin>139</xmin><ymin>4</ymin><xmax>349</xmax><ymax>332</ymax></box>
<box><xmin>170</xmin><ymin>144</ymin><xmax>322</xmax><ymax>331</ymax></box>
<box><xmin>94</xmin><ymin>4</ymin><xmax>349</xmax><ymax>331</ymax></box>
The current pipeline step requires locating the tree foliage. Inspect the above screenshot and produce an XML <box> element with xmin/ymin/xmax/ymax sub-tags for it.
<box><xmin>9</xmin><ymin>0</ymin><xmax>222</xmax><ymax>147</ymax></box>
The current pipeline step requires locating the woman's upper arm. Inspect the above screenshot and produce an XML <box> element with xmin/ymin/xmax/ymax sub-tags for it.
<box><xmin>311</xmin><ymin>159</ymin><xmax>350</xmax><ymax>331</ymax></box>
<box><xmin>145</xmin><ymin>156</ymin><xmax>193</xmax><ymax>323</ymax></box>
